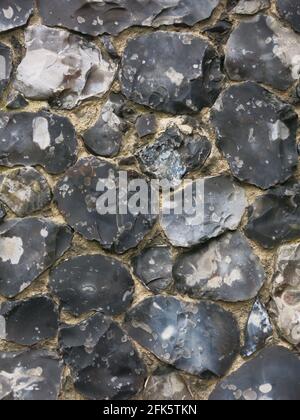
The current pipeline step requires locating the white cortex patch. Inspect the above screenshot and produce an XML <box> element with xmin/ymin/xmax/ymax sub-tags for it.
<box><xmin>0</xmin><ymin>236</ymin><xmax>24</xmax><ymax>265</ymax></box>
<box><xmin>32</xmin><ymin>117</ymin><xmax>51</xmax><ymax>150</ymax></box>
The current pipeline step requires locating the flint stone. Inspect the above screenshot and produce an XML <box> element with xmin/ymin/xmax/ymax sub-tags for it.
<box><xmin>49</xmin><ymin>254</ymin><xmax>134</xmax><ymax>317</ymax></box>
<box><xmin>37</xmin><ymin>0</ymin><xmax>221</xmax><ymax>36</ymax></box>
<box><xmin>0</xmin><ymin>203</ymin><xmax>6</xmax><ymax>221</ymax></box>
<box><xmin>233</xmin><ymin>0</ymin><xmax>270</xmax><ymax>14</ymax></box>
<box><xmin>0</xmin><ymin>167</ymin><xmax>52</xmax><ymax>217</ymax></box>
<box><xmin>212</xmin><ymin>82</ymin><xmax>298</xmax><ymax>189</ymax></box>
<box><xmin>0</xmin><ymin>1</ymin><xmax>34</xmax><ymax>33</ymax></box>
<box><xmin>225</xmin><ymin>15</ymin><xmax>300</xmax><ymax>91</ymax></box>
<box><xmin>135</xmin><ymin>114</ymin><xmax>157</xmax><ymax>138</ymax></box>
<box><xmin>271</xmin><ymin>243</ymin><xmax>300</xmax><ymax>346</ymax></box>
<box><xmin>161</xmin><ymin>175</ymin><xmax>247</xmax><ymax>248</ymax></box>
<box><xmin>54</xmin><ymin>157</ymin><xmax>157</xmax><ymax>254</ymax></box>
<box><xmin>0</xmin><ymin>43</ymin><xmax>12</xmax><ymax>97</ymax></box>
<box><xmin>15</xmin><ymin>25</ymin><xmax>117</xmax><ymax>110</ymax></box>
<box><xmin>59</xmin><ymin>313</ymin><xmax>146</xmax><ymax>400</ymax></box>
<box><xmin>276</xmin><ymin>0</ymin><xmax>300</xmax><ymax>33</ymax></box>
<box><xmin>209</xmin><ymin>346</ymin><xmax>300</xmax><ymax>400</ymax></box>
<box><xmin>132</xmin><ymin>246</ymin><xmax>174</xmax><ymax>293</ymax></box>
<box><xmin>124</xmin><ymin>296</ymin><xmax>240</xmax><ymax>378</ymax></box>
<box><xmin>0</xmin><ymin>350</ymin><xmax>62</xmax><ymax>400</ymax></box>
<box><xmin>0</xmin><ymin>110</ymin><xmax>77</xmax><ymax>174</ymax></box>
<box><xmin>6</xmin><ymin>92</ymin><xmax>29</xmax><ymax>110</ymax></box>
<box><xmin>0</xmin><ymin>295</ymin><xmax>59</xmax><ymax>346</ymax></box>
<box><xmin>141</xmin><ymin>367</ymin><xmax>192</xmax><ymax>401</ymax></box>
<box><xmin>120</xmin><ymin>32</ymin><xmax>223</xmax><ymax>114</ymax></box>
<box><xmin>82</xmin><ymin>93</ymin><xmax>129</xmax><ymax>158</ymax></box>
<box><xmin>204</xmin><ymin>20</ymin><xmax>232</xmax><ymax>43</ymax></box>
<box><xmin>241</xmin><ymin>299</ymin><xmax>273</xmax><ymax>358</ymax></box>
<box><xmin>245</xmin><ymin>181</ymin><xmax>300</xmax><ymax>249</ymax></box>
<box><xmin>173</xmin><ymin>232</ymin><xmax>265</xmax><ymax>302</ymax></box>
<box><xmin>137</xmin><ymin>126</ymin><xmax>212</xmax><ymax>186</ymax></box>
<box><xmin>0</xmin><ymin>217</ymin><xmax>73</xmax><ymax>298</ymax></box>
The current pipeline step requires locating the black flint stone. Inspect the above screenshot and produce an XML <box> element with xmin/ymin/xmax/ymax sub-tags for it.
<box><xmin>54</xmin><ymin>157</ymin><xmax>157</xmax><ymax>254</ymax></box>
<box><xmin>0</xmin><ymin>110</ymin><xmax>77</xmax><ymax>174</ymax></box>
<box><xmin>241</xmin><ymin>299</ymin><xmax>273</xmax><ymax>358</ymax></box>
<box><xmin>0</xmin><ymin>203</ymin><xmax>6</xmax><ymax>222</ymax></box>
<box><xmin>120</xmin><ymin>32</ymin><xmax>223</xmax><ymax>114</ymax></box>
<box><xmin>0</xmin><ymin>350</ymin><xmax>62</xmax><ymax>400</ymax></box>
<box><xmin>0</xmin><ymin>295</ymin><xmax>59</xmax><ymax>346</ymax></box>
<box><xmin>212</xmin><ymin>82</ymin><xmax>298</xmax><ymax>189</ymax></box>
<box><xmin>124</xmin><ymin>296</ymin><xmax>240</xmax><ymax>378</ymax></box>
<box><xmin>0</xmin><ymin>1</ymin><xmax>34</xmax><ymax>33</ymax></box>
<box><xmin>245</xmin><ymin>181</ymin><xmax>300</xmax><ymax>249</ymax></box>
<box><xmin>209</xmin><ymin>346</ymin><xmax>300</xmax><ymax>400</ymax></box>
<box><xmin>0</xmin><ymin>217</ymin><xmax>73</xmax><ymax>298</ymax></box>
<box><xmin>276</xmin><ymin>0</ymin><xmax>300</xmax><ymax>32</ymax></box>
<box><xmin>49</xmin><ymin>254</ymin><xmax>134</xmax><ymax>317</ymax></box>
<box><xmin>135</xmin><ymin>114</ymin><xmax>157</xmax><ymax>138</ymax></box>
<box><xmin>0</xmin><ymin>43</ymin><xmax>12</xmax><ymax>97</ymax></box>
<box><xmin>59</xmin><ymin>313</ymin><xmax>147</xmax><ymax>400</ymax></box>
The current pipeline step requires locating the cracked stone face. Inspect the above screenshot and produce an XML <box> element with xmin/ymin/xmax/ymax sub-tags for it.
<box><xmin>59</xmin><ymin>313</ymin><xmax>146</xmax><ymax>400</ymax></box>
<box><xmin>0</xmin><ymin>296</ymin><xmax>58</xmax><ymax>346</ymax></box>
<box><xmin>120</xmin><ymin>32</ymin><xmax>223</xmax><ymax>114</ymax></box>
<box><xmin>132</xmin><ymin>246</ymin><xmax>174</xmax><ymax>293</ymax></box>
<box><xmin>245</xmin><ymin>181</ymin><xmax>300</xmax><ymax>249</ymax></box>
<box><xmin>270</xmin><ymin>243</ymin><xmax>300</xmax><ymax>346</ymax></box>
<box><xmin>0</xmin><ymin>1</ymin><xmax>34</xmax><ymax>33</ymax></box>
<box><xmin>0</xmin><ymin>167</ymin><xmax>51</xmax><ymax>217</ymax></box>
<box><xmin>141</xmin><ymin>367</ymin><xmax>192</xmax><ymax>401</ymax></box>
<box><xmin>161</xmin><ymin>175</ymin><xmax>247</xmax><ymax>248</ymax></box>
<box><xmin>209</xmin><ymin>346</ymin><xmax>300</xmax><ymax>400</ymax></box>
<box><xmin>0</xmin><ymin>43</ymin><xmax>12</xmax><ymax>96</ymax></box>
<box><xmin>54</xmin><ymin>157</ymin><xmax>157</xmax><ymax>254</ymax></box>
<box><xmin>276</xmin><ymin>0</ymin><xmax>300</xmax><ymax>33</ymax></box>
<box><xmin>49</xmin><ymin>254</ymin><xmax>134</xmax><ymax>317</ymax></box>
<box><xmin>0</xmin><ymin>350</ymin><xmax>62</xmax><ymax>401</ymax></box>
<box><xmin>0</xmin><ymin>110</ymin><xmax>77</xmax><ymax>174</ymax></box>
<box><xmin>212</xmin><ymin>82</ymin><xmax>298</xmax><ymax>189</ymax></box>
<box><xmin>137</xmin><ymin>126</ymin><xmax>211</xmax><ymax>186</ymax></box>
<box><xmin>82</xmin><ymin>93</ymin><xmax>129</xmax><ymax>158</ymax></box>
<box><xmin>173</xmin><ymin>232</ymin><xmax>265</xmax><ymax>302</ymax></box>
<box><xmin>241</xmin><ymin>299</ymin><xmax>273</xmax><ymax>358</ymax></box>
<box><xmin>225</xmin><ymin>15</ymin><xmax>300</xmax><ymax>91</ymax></box>
<box><xmin>135</xmin><ymin>114</ymin><xmax>157</xmax><ymax>139</ymax></box>
<box><xmin>233</xmin><ymin>0</ymin><xmax>270</xmax><ymax>14</ymax></box>
<box><xmin>0</xmin><ymin>203</ymin><xmax>6</xmax><ymax>221</ymax></box>
<box><xmin>15</xmin><ymin>25</ymin><xmax>117</xmax><ymax>110</ymax></box>
<box><xmin>0</xmin><ymin>217</ymin><xmax>73</xmax><ymax>298</ymax></box>
<box><xmin>37</xmin><ymin>0</ymin><xmax>221</xmax><ymax>36</ymax></box>
<box><xmin>124</xmin><ymin>296</ymin><xmax>240</xmax><ymax>378</ymax></box>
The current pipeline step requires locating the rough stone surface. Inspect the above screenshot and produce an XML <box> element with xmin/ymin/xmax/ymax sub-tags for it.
<box><xmin>0</xmin><ymin>167</ymin><xmax>51</xmax><ymax>217</ymax></box>
<box><xmin>125</xmin><ymin>296</ymin><xmax>240</xmax><ymax>378</ymax></box>
<box><xmin>0</xmin><ymin>203</ymin><xmax>6</xmax><ymax>222</ymax></box>
<box><xmin>276</xmin><ymin>0</ymin><xmax>300</xmax><ymax>32</ymax></box>
<box><xmin>210</xmin><ymin>346</ymin><xmax>300</xmax><ymax>400</ymax></box>
<box><xmin>135</xmin><ymin>114</ymin><xmax>157</xmax><ymax>138</ymax></box>
<box><xmin>0</xmin><ymin>43</ymin><xmax>12</xmax><ymax>97</ymax></box>
<box><xmin>38</xmin><ymin>0</ymin><xmax>221</xmax><ymax>36</ymax></box>
<box><xmin>161</xmin><ymin>175</ymin><xmax>247</xmax><ymax>248</ymax></box>
<box><xmin>241</xmin><ymin>299</ymin><xmax>273</xmax><ymax>358</ymax></box>
<box><xmin>225</xmin><ymin>15</ymin><xmax>300</xmax><ymax>91</ymax></box>
<box><xmin>0</xmin><ymin>296</ymin><xmax>59</xmax><ymax>346</ymax></box>
<box><xmin>49</xmin><ymin>254</ymin><xmax>134</xmax><ymax>317</ymax></box>
<box><xmin>271</xmin><ymin>243</ymin><xmax>300</xmax><ymax>346</ymax></box>
<box><xmin>233</xmin><ymin>0</ymin><xmax>270</xmax><ymax>14</ymax></box>
<box><xmin>0</xmin><ymin>110</ymin><xmax>77</xmax><ymax>174</ymax></box>
<box><xmin>173</xmin><ymin>232</ymin><xmax>265</xmax><ymax>302</ymax></box>
<box><xmin>245</xmin><ymin>181</ymin><xmax>300</xmax><ymax>249</ymax></box>
<box><xmin>212</xmin><ymin>82</ymin><xmax>298</xmax><ymax>189</ymax></box>
<box><xmin>59</xmin><ymin>313</ymin><xmax>146</xmax><ymax>400</ymax></box>
<box><xmin>137</xmin><ymin>125</ymin><xmax>211</xmax><ymax>186</ymax></box>
<box><xmin>6</xmin><ymin>92</ymin><xmax>29</xmax><ymax>110</ymax></box>
<box><xmin>0</xmin><ymin>1</ymin><xmax>34</xmax><ymax>33</ymax></box>
<box><xmin>82</xmin><ymin>93</ymin><xmax>129</xmax><ymax>157</ymax></box>
<box><xmin>15</xmin><ymin>25</ymin><xmax>117</xmax><ymax>110</ymax></box>
<box><xmin>132</xmin><ymin>246</ymin><xmax>174</xmax><ymax>293</ymax></box>
<box><xmin>0</xmin><ymin>350</ymin><xmax>62</xmax><ymax>400</ymax></box>
<box><xmin>0</xmin><ymin>218</ymin><xmax>73</xmax><ymax>298</ymax></box>
<box><xmin>54</xmin><ymin>157</ymin><xmax>157</xmax><ymax>254</ymax></box>
<box><xmin>120</xmin><ymin>32</ymin><xmax>223</xmax><ymax>114</ymax></box>
<box><xmin>141</xmin><ymin>367</ymin><xmax>193</xmax><ymax>401</ymax></box>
